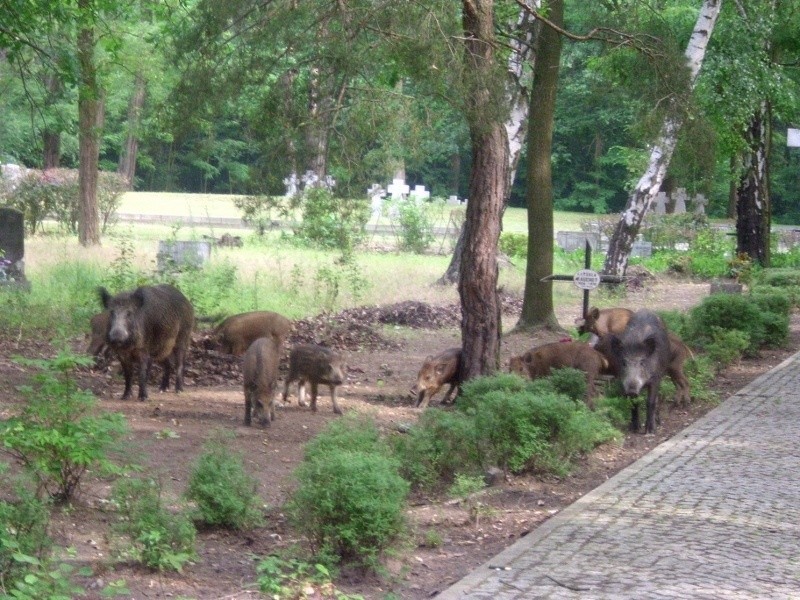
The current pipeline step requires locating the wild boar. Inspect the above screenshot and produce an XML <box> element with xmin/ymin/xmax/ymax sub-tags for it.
<box><xmin>87</xmin><ymin>311</ymin><xmax>110</xmax><ymax>357</ymax></box>
<box><xmin>608</xmin><ymin>310</ymin><xmax>671</xmax><ymax>433</ymax></box>
<box><xmin>595</xmin><ymin>331</ymin><xmax>692</xmax><ymax>405</ymax></box>
<box><xmin>576</xmin><ymin>306</ymin><xmax>633</xmax><ymax>341</ymax></box>
<box><xmin>282</xmin><ymin>344</ymin><xmax>346</xmax><ymax>415</ymax></box>
<box><xmin>508</xmin><ymin>341</ymin><xmax>607</xmax><ymax>408</ymax></box>
<box><xmin>243</xmin><ymin>336</ymin><xmax>282</xmax><ymax>427</ymax></box>
<box><xmin>213</xmin><ymin>310</ymin><xmax>292</xmax><ymax>357</ymax></box>
<box><xmin>99</xmin><ymin>284</ymin><xmax>194</xmax><ymax>401</ymax></box>
<box><xmin>412</xmin><ymin>347</ymin><xmax>462</xmax><ymax>409</ymax></box>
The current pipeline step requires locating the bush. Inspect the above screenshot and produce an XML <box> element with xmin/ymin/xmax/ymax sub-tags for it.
<box><xmin>684</xmin><ymin>355</ymin><xmax>718</xmax><ymax>403</ymax></box>
<box><xmin>234</xmin><ymin>194</ymin><xmax>296</xmax><ymax>235</ymax></box>
<box><xmin>657</xmin><ymin>310</ymin><xmax>690</xmax><ymax>338</ymax></box>
<box><xmin>545</xmin><ymin>367</ymin><xmax>588</xmax><ymax>402</ymax></box>
<box><xmin>303</xmin><ymin>414</ymin><xmax>388</xmax><ymax>462</ymax></box>
<box><xmin>757</xmin><ymin>268</ymin><xmax>800</xmax><ymax>288</ymax></box>
<box><xmin>391</xmin><ymin>409</ymin><xmax>481</xmax><ymax>490</ymax></box>
<box><xmin>185</xmin><ymin>438</ymin><xmax>264</xmax><ymax>530</ymax></box>
<box><xmin>288</xmin><ymin>449</ymin><xmax>409</xmax><ymax>569</ymax></box>
<box><xmin>704</xmin><ymin>327</ymin><xmax>750</xmax><ymax>369</ymax></box>
<box><xmin>0</xmin><ymin>351</ymin><xmax>128</xmax><ymax>502</ymax></box>
<box><xmin>394</xmin><ymin>198</ymin><xmax>436</xmax><ymax>253</ymax></box>
<box><xmin>749</xmin><ymin>288</ymin><xmax>792</xmax><ymax>317</ymax></box>
<box><xmin>294</xmin><ymin>188</ymin><xmax>370</xmax><ymax>254</ymax></box>
<box><xmin>499</xmin><ymin>232</ymin><xmax>528</xmax><ymax>259</ymax></box>
<box><xmin>686</xmin><ymin>294</ymin><xmax>766</xmax><ymax>356</ymax></box>
<box><xmin>111</xmin><ymin>477</ymin><xmax>197</xmax><ymax>572</ymax></box>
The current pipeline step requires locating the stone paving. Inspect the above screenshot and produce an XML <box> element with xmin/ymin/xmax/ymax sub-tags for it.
<box><xmin>437</xmin><ymin>352</ymin><xmax>800</xmax><ymax>599</ymax></box>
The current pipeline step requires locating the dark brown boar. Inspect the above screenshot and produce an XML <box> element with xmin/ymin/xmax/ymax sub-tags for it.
<box><xmin>282</xmin><ymin>344</ymin><xmax>346</xmax><ymax>415</ymax></box>
<box><xmin>87</xmin><ymin>311</ymin><xmax>110</xmax><ymax>357</ymax></box>
<box><xmin>596</xmin><ymin>331</ymin><xmax>692</xmax><ymax>405</ymax></box>
<box><xmin>411</xmin><ymin>347</ymin><xmax>462</xmax><ymax>409</ymax></box>
<box><xmin>243</xmin><ymin>336</ymin><xmax>282</xmax><ymax>426</ymax></box>
<box><xmin>508</xmin><ymin>341</ymin><xmax>607</xmax><ymax>408</ymax></box>
<box><xmin>607</xmin><ymin>310</ymin><xmax>671</xmax><ymax>434</ymax></box>
<box><xmin>213</xmin><ymin>310</ymin><xmax>292</xmax><ymax>356</ymax></box>
<box><xmin>99</xmin><ymin>284</ymin><xmax>194</xmax><ymax>401</ymax></box>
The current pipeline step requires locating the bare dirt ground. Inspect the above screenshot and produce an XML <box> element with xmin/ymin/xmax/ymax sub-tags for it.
<box><xmin>1</xmin><ymin>276</ymin><xmax>798</xmax><ymax>600</ymax></box>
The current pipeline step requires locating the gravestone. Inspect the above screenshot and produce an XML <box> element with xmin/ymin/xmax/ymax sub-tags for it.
<box><xmin>283</xmin><ymin>172</ymin><xmax>299</xmax><ymax>196</ymax></box>
<box><xmin>654</xmin><ymin>192</ymin><xmax>668</xmax><ymax>215</ymax></box>
<box><xmin>368</xmin><ymin>184</ymin><xmax>385</xmax><ymax>218</ymax></box>
<box><xmin>672</xmin><ymin>188</ymin><xmax>688</xmax><ymax>214</ymax></box>
<box><xmin>387</xmin><ymin>178</ymin><xmax>409</xmax><ymax>200</ymax></box>
<box><xmin>631</xmin><ymin>240</ymin><xmax>653</xmax><ymax>258</ymax></box>
<box><xmin>447</xmin><ymin>195</ymin><xmax>460</xmax><ymax>205</ymax></box>
<box><xmin>157</xmin><ymin>240</ymin><xmax>212</xmax><ymax>272</ymax></box>
<box><xmin>410</xmin><ymin>184</ymin><xmax>430</xmax><ymax>201</ymax></box>
<box><xmin>0</xmin><ymin>207</ymin><xmax>27</xmax><ymax>287</ymax></box>
<box><xmin>692</xmin><ymin>193</ymin><xmax>708</xmax><ymax>215</ymax></box>
<box><xmin>556</xmin><ymin>231</ymin><xmax>600</xmax><ymax>252</ymax></box>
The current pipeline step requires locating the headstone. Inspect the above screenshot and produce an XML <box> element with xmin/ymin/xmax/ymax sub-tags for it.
<box><xmin>0</xmin><ymin>207</ymin><xmax>27</xmax><ymax>286</ymax></box>
<box><xmin>410</xmin><ymin>184</ymin><xmax>430</xmax><ymax>201</ymax></box>
<box><xmin>283</xmin><ymin>172</ymin><xmax>299</xmax><ymax>196</ymax></box>
<box><xmin>692</xmin><ymin>193</ymin><xmax>708</xmax><ymax>215</ymax></box>
<box><xmin>654</xmin><ymin>191</ymin><xmax>668</xmax><ymax>215</ymax></box>
<box><xmin>387</xmin><ymin>178</ymin><xmax>409</xmax><ymax>200</ymax></box>
<box><xmin>157</xmin><ymin>240</ymin><xmax>211</xmax><ymax>272</ymax></box>
<box><xmin>556</xmin><ymin>231</ymin><xmax>600</xmax><ymax>252</ymax></box>
<box><xmin>672</xmin><ymin>188</ymin><xmax>688</xmax><ymax>214</ymax></box>
<box><xmin>447</xmin><ymin>195</ymin><xmax>460</xmax><ymax>205</ymax></box>
<box><xmin>631</xmin><ymin>240</ymin><xmax>653</xmax><ymax>258</ymax></box>
<box><xmin>301</xmin><ymin>170</ymin><xmax>319</xmax><ymax>189</ymax></box>
<box><xmin>368</xmin><ymin>184</ymin><xmax>385</xmax><ymax>218</ymax></box>
<box><xmin>710</xmin><ymin>281</ymin><xmax>743</xmax><ymax>295</ymax></box>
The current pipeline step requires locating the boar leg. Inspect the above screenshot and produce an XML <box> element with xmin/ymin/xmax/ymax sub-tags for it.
<box><xmin>281</xmin><ymin>378</ymin><xmax>292</xmax><ymax>404</ymax></box>
<box><xmin>630</xmin><ymin>402</ymin><xmax>641</xmax><ymax>433</ymax></box>
<box><xmin>329</xmin><ymin>384</ymin><xmax>343</xmax><ymax>415</ymax></box>
<box><xmin>309</xmin><ymin>382</ymin><xmax>319</xmax><ymax>412</ymax></box>
<box><xmin>644</xmin><ymin>383</ymin><xmax>659</xmax><ymax>434</ymax></box>
<box><xmin>669</xmin><ymin>366</ymin><xmax>691</xmax><ymax>405</ymax></box>
<box><xmin>120</xmin><ymin>356</ymin><xmax>134</xmax><ymax>400</ymax></box>
<box><xmin>137</xmin><ymin>356</ymin><xmax>153</xmax><ymax>401</ymax></box>
<box><xmin>441</xmin><ymin>383</ymin><xmax>458</xmax><ymax>405</ymax></box>
<box><xmin>159</xmin><ymin>359</ymin><xmax>172</xmax><ymax>393</ymax></box>
<box><xmin>297</xmin><ymin>380</ymin><xmax>308</xmax><ymax>407</ymax></box>
<box><xmin>244</xmin><ymin>388</ymin><xmax>253</xmax><ymax>426</ymax></box>
<box><xmin>173</xmin><ymin>347</ymin><xmax>186</xmax><ymax>393</ymax></box>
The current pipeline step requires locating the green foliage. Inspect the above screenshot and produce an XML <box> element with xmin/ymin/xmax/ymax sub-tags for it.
<box><xmin>685</xmin><ymin>229</ymin><xmax>735</xmax><ymax>279</ymax></box>
<box><xmin>173</xmin><ymin>260</ymin><xmax>238</xmax><ymax>319</ymax></box>
<box><xmin>106</xmin><ymin>232</ymin><xmax>149</xmax><ymax>292</ymax></box>
<box><xmin>757</xmin><ymin>268</ymin><xmax>800</xmax><ymax>288</ymax></box>
<box><xmin>704</xmin><ymin>327</ymin><xmax>750</xmax><ymax>369</ymax></box>
<box><xmin>233</xmin><ymin>194</ymin><xmax>296</xmax><ymax>235</ymax></box>
<box><xmin>499</xmin><ymin>232</ymin><xmax>528</xmax><ymax>260</ymax></box>
<box><xmin>640</xmin><ymin>213</ymin><xmax>708</xmax><ymax>250</ymax></box>
<box><xmin>288</xmin><ymin>448</ymin><xmax>408</xmax><ymax>569</ymax></box>
<box><xmin>0</xmin><ymin>351</ymin><xmax>128</xmax><ymax>503</ymax></box>
<box><xmin>391</xmin><ymin>409</ymin><xmax>481</xmax><ymax>491</ymax></box>
<box><xmin>544</xmin><ymin>367</ymin><xmax>587</xmax><ymax>402</ymax></box>
<box><xmin>256</xmin><ymin>555</ymin><xmax>364</xmax><ymax>599</ymax></box>
<box><xmin>392</xmin><ymin>198</ymin><xmax>436</xmax><ymax>254</ymax></box>
<box><xmin>294</xmin><ymin>188</ymin><xmax>370</xmax><ymax>254</ymax></box>
<box><xmin>302</xmin><ymin>414</ymin><xmax>387</xmax><ymax>461</ymax></box>
<box><xmin>749</xmin><ymin>288</ymin><xmax>791</xmax><ymax>317</ymax></box>
<box><xmin>684</xmin><ymin>355</ymin><xmax>718</xmax><ymax>404</ymax></box>
<box><xmin>185</xmin><ymin>437</ymin><xmax>264</xmax><ymax>530</ymax></box>
<box><xmin>312</xmin><ymin>254</ymin><xmax>370</xmax><ymax>312</ymax></box>
<box><xmin>594</xmin><ymin>395</ymin><xmax>636</xmax><ymax>430</ymax></box>
<box><xmin>657</xmin><ymin>310</ymin><xmax>689</xmax><ymax>338</ymax></box>
<box><xmin>111</xmin><ymin>477</ymin><xmax>197</xmax><ymax>572</ymax></box>
<box><xmin>686</xmin><ymin>294</ymin><xmax>767</xmax><ymax>356</ymax></box>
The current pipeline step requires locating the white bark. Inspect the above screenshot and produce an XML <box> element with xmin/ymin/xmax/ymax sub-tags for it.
<box><xmin>603</xmin><ymin>0</ymin><xmax>722</xmax><ymax>276</ymax></box>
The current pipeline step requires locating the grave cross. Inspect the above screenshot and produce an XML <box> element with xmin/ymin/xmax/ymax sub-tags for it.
<box><xmin>387</xmin><ymin>178</ymin><xmax>410</xmax><ymax>200</ymax></box>
<box><xmin>541</xmin><ymin>240</ymin><xmax>624</xmax><ymax>318</ymax></box>
<box><xmin>692</xmin><ymin>193</ymin><xmax>708</xmax><ymax>215</ymax></box>
<box><xmin>411</xmin><ymin>184</ymin><xmax>430</xmax><ymax>201</ymax></box>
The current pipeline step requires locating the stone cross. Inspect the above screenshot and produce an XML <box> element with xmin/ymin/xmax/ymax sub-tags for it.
<box><xmin>301</xmin><ymin>170</ymin><xmax>319</xmax><ymax>189</ymax></box>
<box><xmin>654</xmin><ymin>191</ymin><xmax>668</xmax><ymax>215</ymax></box>
<box><xmin>0</xmin><ymin>207</ymin><xmax>27</xmax><ymax>286</ymax></box>
<box><xmin>447</xmin><ymin>195</ymin><xmax>460</xmax><ymax>205</ymax></box>
<box><xmin>283</xmin><ymin>172</ymin><xmax>299</xmax><ymax>196</ymax></box>
<box><xmin>387</xmin><ymin>178</ymin><xmax>409</xmax><ymax>200</ymax></box>
<box><xmin>368</xmin><ymin>184</ymin><xmax>385</xmax><ymax>218</ymax></box>
<box><xmin>411</xmin><ymin>184</ymin><xmax>430</xmax><ymax>201</ymax></box>
<box><xmin>692</xmin><ymin>193</ymin><xmax>708</xmax><ymax>215</ymax></box>
<box><xmin>672</xmin><ymin>188</ymin><xmax>688</xmax><ymax>214</ymax></box>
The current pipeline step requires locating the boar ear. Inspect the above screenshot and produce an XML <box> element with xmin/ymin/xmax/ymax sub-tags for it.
<box><xmin>98</xmin><ymin>287</ymin><xmax>111</xmax><ymax>309</ymax></box>
<box><xmin>132</xmin><ymin>288</ymin><xmax>146</xmax><ymax>308</ymax></box>
<box><xmin>589</xmin><ymin>307</ymin><xmax>600</xmax><ymax>319</ymax></box>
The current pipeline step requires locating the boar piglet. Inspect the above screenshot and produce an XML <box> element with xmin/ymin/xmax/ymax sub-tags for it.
<box><xmin>508</xmin><ymin>341</ymin><xmax>607</xmax><ymax>408</ymax></box>
<box><xmin>576</xmin><ymin>306</ymin><xmax>633</xmax><ymax>346</ymax></box>
<box><xmin>282</xmin><ymin>344</ymin><xmax>346</xmax><ymax>415</ymax></box>
<box><xmin>213</xmin><ymin>310</ymin><xmax>292</xmax><ymax>356</ymax></box>
<box><xmin>99</xmin><ymin>284</ymin><xmax>194</xmax><ymax>401</ymax></box>
<box><xmin>608</xmin><ymin>310</ymin><xmax>671</xmax><ymax>433</ymax></box>
<box><xmin>412</xmin><ymin>347</ymin><xmax>462</xmax><ymax>409</ymax></box>
<box><xmin>243</xmin><ymin>337</ymin><xmax>282</xmax><ymax>426</ymax></box>
<box><xmin>87</xmin><ymin>311</ymin><xmax>110</xmax><ymax>357</ymax></box>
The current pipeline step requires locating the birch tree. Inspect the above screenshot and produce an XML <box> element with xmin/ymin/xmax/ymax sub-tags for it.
<box><xmin>602</xmin><ymin>0</ymin><xmax>722</xmax><ymax>277</ymax></box>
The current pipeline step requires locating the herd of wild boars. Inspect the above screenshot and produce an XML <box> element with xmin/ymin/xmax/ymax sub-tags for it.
<box><xmin>89</xmin><ymin>286</ymin><xmax>690</xmax><ymax>434</ymax></box>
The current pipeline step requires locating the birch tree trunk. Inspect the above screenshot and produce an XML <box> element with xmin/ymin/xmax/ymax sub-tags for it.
<box><xmin>602</xmin><ymin>0</ymin><xmax>722</xmax><ymax>277</ymax></box>
<box><xmin>439</xmin><ymin>6</ymin><xmax>535</xmax><ymax>285</ymax></box>
<box><xmin>117</xmin><ymin>72</ymin><xmax>146</xmax><ymax>187</ymax></box>
<box><xmin>736</xmin><ymin>105</ymin><xmax>771</xmax><ymax>267</ymax></box>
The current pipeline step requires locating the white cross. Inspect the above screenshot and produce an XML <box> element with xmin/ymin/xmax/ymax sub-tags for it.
<box><xmin>387</xmin><ymin>178</ymin><xmax>409</xmax><ymax>200</ymax></box>
<box><xmin>411</xmin><ymin>184</ymin><xmax>430</xmax><ymax>201</ymax></box>
<box><xmin>692</xmin><ymin>193</ymin><xmax>709</xmax><ymax>215</ymax></box>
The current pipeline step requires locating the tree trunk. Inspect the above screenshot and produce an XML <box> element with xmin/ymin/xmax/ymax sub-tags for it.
<box><xmin>736</xmin><ymin>101</ymin><xmax>771</xmax><ymax>267</ymax></box>
<box><xmin>77</xmin><ymin>3</ymin><xmax>102</xmax><ymax>246</ymax></box>
<box><xmin>305</xmin><ymin>64</ymin><xmax>328</xmax><ymax>183</ymax></box>
<box><xmin>440</xmin><ymin>5</ymin><xmax>535</xmax><ymax>285</ymax></box>
<box><xmin>117</xmin><ymin>72</ymin><xmax>146</xmax><ymax>187</ymax></box>
<box><xmin>458</xmin><ymin>0</ymin><xmax>509</xmax><ymax>379</ymax></box>
<box><xmin>727</xmin><ymin>154</ymin><xmax>738</xmax><ymax>219</ymax></box>
<box><xmin>42</xmin><ymin>72</ymin><xmax>62</xmax><ymax>168</ymax></box>
<box><xmin>518</xmin><ymin>0</ymin><xmax>563</xmax><ymax>331</ymax></box>
<box><xmin>602</xmin><ymin>0</ymin><xmax>721</xmax><ymax>277</ymax></box>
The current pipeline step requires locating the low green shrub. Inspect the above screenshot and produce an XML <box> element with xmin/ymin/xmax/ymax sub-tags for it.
<box><xmin>256</xmin><ymin>555</ymin><xmax>364</xmax><ymax>599</ymax></box>
<box><xmin>657</xmin><ymin>310</ymin><xmax>689</xmax><ymax>338</ymax></box>
<box><xmin>545</xmin><ymin>367</ymin><xmax>588</xmax><ymax>402</ymax></box>
<box><xmin>704</xmin><ymin>327</ymin><xmax>750</xmax><ymax>369</ymax></box>
<box><xmin>111</xmin><ymin>477</ymin><xmax>197</xmax><ymax>572</ymax></box>
<box><xmin>757</xmin><ymin>268</ymin><xmax>800</xmax><ymax>288</ymax></box>
<box><xmin>0</xmin><ymin>351</ymin><xmax>128</xmax><ymax>502</ymax></box>
<box><xmin>287</xmin><ymin>448</ymin><xmax>408</xmax><ymax>569</ymax></box>
<box><xmin>760</xmin><ymin>311</ymin><xmax>790</xmax><ymax>348</ymax></box>
<box><xmin>684</xmin><ymin>355</ymin><xmax>718</xmax><ymax>403</ymax></box>
<box><xmin>499</xmin><ymin>232</ymin><xmax>528</xmax><ymax>259</ymax></box>
<box><xmin>749</xmin><ymin>288</ymin><xmax>792</xmax><ymax>317</ymax></box>
<box><xmin>394</xmin><ymin>198</ymin><xmax>436</xmax><ymax>254</ymax></box>
<box><xmin>294</xmin><ymin>187</ymin><xmax>370</xmax><ymax>254</ymax></box>
<box><xmin>686</xmin><ymin>294</ymin><xmax>766</xmax><ymax>356</ymax></box>
<box><xmin>185</xmin><ymin>437</ymin><xmax>264</xmax><ymax>530</ymax></box>
<box><xmin>303</xmin><ymin>413</ymin><xmax>388</xmax><ymax>461</ymax></box>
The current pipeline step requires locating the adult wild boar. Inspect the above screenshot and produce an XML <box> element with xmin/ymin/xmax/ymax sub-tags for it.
<box><xmin>608</xmin><ymin>310</ymin><xmax>671</xmax><ymax>433</ymax></box>
<box><xmin>508</xmin><ymin>341</ymin><xmax>607</xmax><ymax>408</ymax></box>
<box><xmin>243</xmin><ymin>336</ymin><xmax>282</xmax><ymax>426</ymax></box>
<box><xmin>282</xmin><ymin>344</ymin><xmax>346</xmax><ymax>415</ymax></box>
<box><xmin>412</xmin><ymin>347</ymin><xmax>462</xmax><ymax>409</ymax></box>
<box><xmin>213</xmin><ymin>310</ymin><xmax>292</xmax><ymax>356</ymax></box>
<box><xmin>99</xmin><ymin>284</ymin><xmax>194</xmax><ymax>401</ymax></box>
